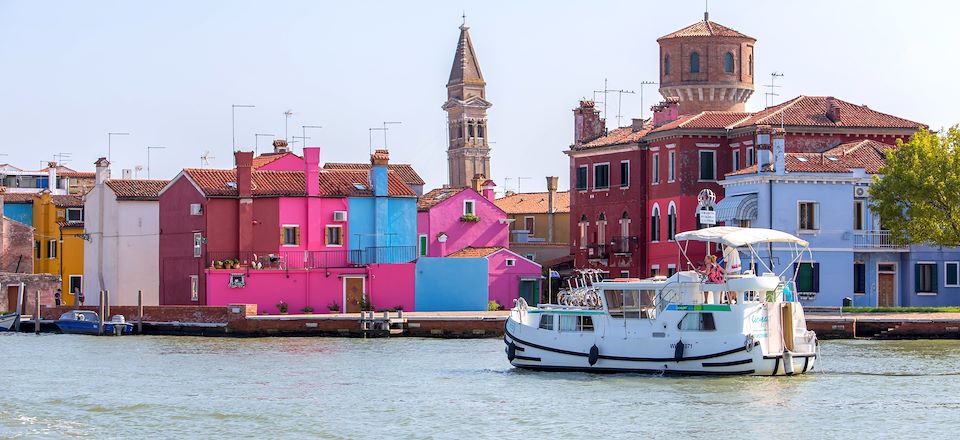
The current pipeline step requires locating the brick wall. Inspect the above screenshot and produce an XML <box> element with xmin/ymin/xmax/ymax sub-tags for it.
<box><xmin>1</xmin><ymin>218</ymin><xmax>34</xmax><ymax>273</ymax></box>
<box><xmin>0</xmin><ymin>273</ymin><xmax>60</xmax><ymax>313</ymax></box>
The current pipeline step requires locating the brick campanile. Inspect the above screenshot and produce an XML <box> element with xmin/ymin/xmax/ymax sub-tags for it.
<box><xmin>442</xmin><ymin>23</ymin><xmax>492</xmax><ymax>188</ymax></box>
<box><xmin>657</xmin><ymin>12</ymin><xmax>756</xmax><ymax>114</ymax></box>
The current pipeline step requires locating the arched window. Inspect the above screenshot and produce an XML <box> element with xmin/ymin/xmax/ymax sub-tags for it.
<box><xmin>748</xmin><ymin>54</ymin><xmax>754</xmax><ymax>76</ymax></box>
<box><xmin>667</xmin><ymin>203</ymin><xmax>677</xmax><ymax>240</ymax></box>
<box><xmin>690</xmin><ymin>52</ymin><xmax>700</xmax><ymax>73</ymax></box>
<box><xmin>580</xmin><ymin>214</ymin><xmax>588</xmax><ymax>222</ymax></box>
<box><xmin>598</xmin><ymin>212</ymin><xmax>607</xmax><ymax>222</ymax></box>
<box><xmin>724</xmin><ymin>52</ymin><xmax>735</xmax><ymax>73</ymax></box>
<box><xmin>664</xmin><ymin>55</ymin><xmax>671</xmax><ymax>76</ymax></box>
<box><xmin>651</xmin><ymin>205</ymin><xmax>661</xmax><ymax>242</ymax></box>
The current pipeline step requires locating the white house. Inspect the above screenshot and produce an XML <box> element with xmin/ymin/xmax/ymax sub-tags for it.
<box><xmin>83</xmin><ymin>158</ymin><xmax>168</xmax><ymax>305</ymax></box>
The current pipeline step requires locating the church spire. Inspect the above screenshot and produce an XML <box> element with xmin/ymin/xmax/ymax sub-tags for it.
<box><xmin>447</xmin><ymin>24</ymin><xmax>485</xmax><ymax>88</ymax></box>
<box><xmin>442</xmin><ymin>22</ymin><xmax>492</xmax><ymax>188</ymax></box>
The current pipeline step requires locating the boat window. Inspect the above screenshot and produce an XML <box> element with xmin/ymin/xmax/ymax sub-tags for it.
<box><xmin>605</xmin><ymin>289</ymin><xmax>643</xmax><ymax>318</ymax></box>
<box><xmin>559</xmin><ymin>315</ymin><xmax>594</xmax><ymax>332</ymax></box>
<box><xmin>678</xmin><ymin>312</ymin><xmax>716</xmax><ymax>331</ymax></box>
<box><xmin>538</xmin><ymin>314</ymin><xmax>555</xmax><ymax>330</ymax></box>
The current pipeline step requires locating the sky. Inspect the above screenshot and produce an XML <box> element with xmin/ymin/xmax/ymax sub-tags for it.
<box><xmin>1</xmin><ymin>0</ymin><xmax>957</xmax><ymax>193</ymax></box>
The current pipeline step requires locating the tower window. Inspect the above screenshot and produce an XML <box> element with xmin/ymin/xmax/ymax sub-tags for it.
<box><xmin>690</xmin><ymin>52</ymin><xmax>700</xmax><ymax>73</ymax></box>
<box><xmin>664</xmin><ymin>55</ymin><xmax>671</xmax><ymax>76</ymax></box>
<box><xmin>468</xmin><ymin>122</ymin><xmax>475</xmax><ymax>138</ymax></box>
<box><xmin>477</xmin><ymin>122</ymin><xmax>485</xmax><ymax>138</ymax></box>
<box><xmin>724</xmin><ymin>52</ymin><xmax>735</xmax><ymax>73</ymax></box>
<box><xmin>749</xmin><ymin>54</ymin><xmax>754</xmax><ymax>76</ymax></box>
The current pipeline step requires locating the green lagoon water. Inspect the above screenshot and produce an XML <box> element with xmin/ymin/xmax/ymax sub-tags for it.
<box><xmin>2</xmin><ymin>334</ymin><xmax>959</xmax><ymax>439</ymax></box>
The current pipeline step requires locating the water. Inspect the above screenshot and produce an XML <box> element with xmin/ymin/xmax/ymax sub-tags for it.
<box><xmin>2</xmin><ymin>334</ymin><xmax>959</xmax><ymax>439</ymax></box>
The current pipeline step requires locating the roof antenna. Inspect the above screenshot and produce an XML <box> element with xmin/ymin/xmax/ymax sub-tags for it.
<box><xmin>764</xmin><ymin>72</ymin><xmax>784</xmax><ymax>108</ymax></box>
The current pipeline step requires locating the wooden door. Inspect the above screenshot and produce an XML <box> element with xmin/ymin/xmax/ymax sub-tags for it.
<box><xmin>878</xmin><ymin>273</ymin><xmax>895</xmax><ymax>307</ymax></box>
<box><xmin>6</xmin><ymin>286</ymin><xmax>18</xmax><ymax>313</ymax></box>
<box><xmin>344</xmin><ymin>278</ymin><xmax>364</xmax><ymax>313</ymax></box>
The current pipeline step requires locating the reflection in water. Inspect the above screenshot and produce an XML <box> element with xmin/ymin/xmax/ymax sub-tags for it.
<box><xmin>1</xmin><ymin>335</ymin><xmax>958</xmax><ymax>439</ymax></box>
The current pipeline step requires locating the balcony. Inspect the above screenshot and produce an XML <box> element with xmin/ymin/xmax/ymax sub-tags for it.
<box><xmin>206</xmin><ymin>246</ymin><xmax>417</xmax><ymax>270</ymax></box>
<box><xmin>852</xmin><ymin>230</ymin><xmax>907</xmax><ymax>250</ymax></box>
<box><xmin>585</xmin><ymin>244</ymin><xmax>608</xmax><ymax>260</ymax></box>
<box><xmin>610</xmin><ymin>236</ymin><xmax>637</xmax><ymax>255</ymax></box>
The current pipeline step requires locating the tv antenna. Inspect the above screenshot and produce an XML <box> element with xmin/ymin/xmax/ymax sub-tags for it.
<box><xmin>200</xmin><ymin>150</ymin><xmax>215</xmax><ymax>168</ymax></box>
<box><xmin>639</xmin><ymin>80</ymin><xmax>657</xmax><ymax>120</ymax></box>
<box><xmin>764</xmin><ymin>72</ymin><xmax>784</xmax><ymax>108</ymax></box>
<box><xmin>283</xmin><ymin>109</ymin><xmax>294</xmax><ymax>140</ymax></box>
<box><xmin>134</xmin><ymin>165</ymin><xmax>143</xmax><ymax>178</ymax></box>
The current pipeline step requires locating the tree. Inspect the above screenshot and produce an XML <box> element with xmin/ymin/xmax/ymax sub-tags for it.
<box><xmin>870</xmin><ymin>127</ymin><xmax>960</xmax><ymax>246</ymax></box>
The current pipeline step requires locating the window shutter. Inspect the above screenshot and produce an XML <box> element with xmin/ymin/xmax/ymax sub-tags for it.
<box><xmin>812</xmin><ymin>263</ymin><xmax>820</xmax><ymax>292</ymax></box>
<box><xmin>295</xmin><ymin>227</ymin><xmax>301</xmax><ymax>246</ymax></box>
<box><xmin>280</xmin><ymin>228</ymin><xmax>285</xmax><ymax>245</ymax></box>
<box><xmin>932</xmin><ymin>264</ymin><xmax>939</xmax><ymax>293</ymax></box>
<box><xmin>915</xmin><ymin>264</ymin><xmax>921</xmax><ymax>292</ymax></box>
<box><xmin>337</xmin><ymin>227</ymin><xmax>344</xmax><ymax>245</ymax></box>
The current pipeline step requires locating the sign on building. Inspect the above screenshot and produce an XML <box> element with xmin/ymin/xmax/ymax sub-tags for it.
<box><xmin>699</xmin><ymin>209</ymin><xmax>716</xmax><ymax>226</ymax></box>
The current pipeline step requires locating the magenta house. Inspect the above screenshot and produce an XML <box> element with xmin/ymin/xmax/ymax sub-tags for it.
<box><xmin>416</xmin><ymin>180</ymin><xmax>509</xmax><ymax>257</ymax></box>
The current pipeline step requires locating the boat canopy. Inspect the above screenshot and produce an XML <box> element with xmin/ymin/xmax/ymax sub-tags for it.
<box><xmin>674</xmin><ymin>226</ymin><xmax>808</xmax><ymax>248</ymax></box>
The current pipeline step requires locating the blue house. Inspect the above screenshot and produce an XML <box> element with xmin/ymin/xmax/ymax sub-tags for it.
<box><xmin>346</xmin><ymin>150</ymin><xmax>418</xmax><ymax>264</ymax></box>
<box><xmin>719</xmin><ymin>133</ymin><xmax>960</xmax><ymax>307</ymax></box>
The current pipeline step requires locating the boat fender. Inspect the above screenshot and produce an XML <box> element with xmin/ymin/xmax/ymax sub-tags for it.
<box><xmin>507</xmin><ymin>342</ymin><xmax>517</xmax><ymax>361</ymax></box>
<box><xmin>588</xmin><ymin>345</ymin><xmax>599</xmax><ymax>366</ymax></box>
<box><xmin>783</xmin><ymin>351</ymin><xmax>795</xmax><ymax>375</ymax></box>
<box><xmin>674</xmin><ymin>340</ymin><xmax>684</xmax><ymax>363</ymax></box>
<box><xmin>745</xmin><ymin>335</ymin><xmax>755</xmax><ymax>352</ymax></box>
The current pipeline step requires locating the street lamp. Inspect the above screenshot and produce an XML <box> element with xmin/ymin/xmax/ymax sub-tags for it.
<box><xmin>108</xmin><ymin>132</ymin><xmax>130</xmax><ymax>162</ymax></box>
<box><xmin>254</xmin><ymin>133</ymin><xmax>274</xmax><ymax>155</ymax></box>
<box><xmin>147</xmin><ymin>146</ymin><xmax>166</xmax><ymax>179</ymax></box>
<box><xmin>382</xmin><ymin>121</ymin><xmax>401</xmax><ymax>149</ymax></box>
<box><xmin>301</xmin><ymin>125</ymin><xmax>322</xmax><ymax>149</ymax></box>
<box><xmin>232</xmin><ymin>104</ymin><xmax>255</xmax><ymax>157</ymax></box>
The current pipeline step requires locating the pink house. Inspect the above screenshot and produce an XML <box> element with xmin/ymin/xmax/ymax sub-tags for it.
<box><xmin>416</xmin><ymin>180</ymin><xmax>509</xmax><ymax>258</ymax></box>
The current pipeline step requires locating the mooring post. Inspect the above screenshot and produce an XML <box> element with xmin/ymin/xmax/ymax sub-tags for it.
<box><xmin>34</xmin><ymin>290</ymin><xmax>40</xmax><ymax>335</ymax></box>
<box><xmin>15</xmin><ymin>282</ymin><xmax>25</xmax><ymax>332</ymax></box>
<box><xmin>104</xmin><ymin>290</ymin><xmax>111</xmax><ymax>319</ymax></box>
<box><xmin>137</xmin><ymin>290</ymin><xmax>143</xmax><ymax>335</ymax></box>
<box><xmin>98</xmin><ymin>290</ymin><xmax>105</xmax><ymax>336</ymax></box>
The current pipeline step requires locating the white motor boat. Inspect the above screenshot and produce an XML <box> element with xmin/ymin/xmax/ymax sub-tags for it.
<box><xmin>505</xmin><ymin>226</ymin><xmax>818</xmax><ymax>376</ymax></box>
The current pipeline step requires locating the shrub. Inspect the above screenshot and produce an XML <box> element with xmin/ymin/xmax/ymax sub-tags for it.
<box><xmin>276</xmin><ymin>301</ymin><xmax>289</xmax><ymax>314</ymax></box>
<box><xmin>328</xmin><ymin>302</ymin><xmax>340</xmax><ymax>312</ymax></box>
<box><xmin>460</xmin><ymin>213</ymin><xmax>481</xmax><ymax>223</ymax></box>
<box><xmin>487</xmin><ymin>300</ymin><xmax>503</xmax><ymax>311</ymax></box>
<box><xmin>301</xmin><ymin>306</ymin><xmax>314</xmax><ymax>314</ymax></box>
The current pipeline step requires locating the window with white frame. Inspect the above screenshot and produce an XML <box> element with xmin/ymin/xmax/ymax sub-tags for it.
<box><xmin>578</xmin><ymin>216</ymin><xmax>588</xmax><ymax>249</ymax></box>
<box><xmin>916</xmin><ymin>262</ymin><xmax>937</xmax><ymax>294</ymax></box>
<box><xmin>732</xmin><ymin>150</ymin><xmax>741</xmax><ymax>172</ymax></box>
<box><xmin>193</xmin><ymin>232</ymin><xmax>202</xmax><ymax>257</ymax></box>
<box><xmin>620</xmin><ymin>160</ymin><xmax>630</xmax><ymax>188</ymax></box>
<box><xmin>463</xmin><ymin>199</ymin><xmax>476</xmax><ymax>216</ymax></box>
<box><xmin>190</xmin><ymin>275</ymin><xmax>199</xmax><ymax>301</ymax></box>
<box><xmin>746</xmin><ymin>147</ymin><xmax>755</xmax><ymax>166</ymax></box>
<box><xmin>651</xmin><ymin>153</ymin><xmax>660</xmax><ymax>184</ymax></box>
<box><xmin>650</xmin><ymin>265</ymin><xmax>660</xmax><ymax>277</ymax></box>
<box><xmin>853</xmin><ymin>200</ymin><xmax>865</xmax><ymax>231</ymax></box>
<box><xmin>66</xmin><ymin>207</ymin><xmax>83</xmax><ymax>223</ymax></box>
<box><xmin>506</xmin><ymin>259</ymin><xmax>516</xmax><ymax>267</ymax></box>
<box><xmin>668</xmin><ymin>150</ymin><xmax>676</xmax><ymax>182</ymax></box>
<box><xmin>576</xmin><ymin>165</ymin><xmax>588</xmax><ymax>191</ymax></box>
<box><xmin>699</xmin><ymin>151</ymin><xmax>716</xmax><ymax>181</ymax></box>
<box><xmin>946</xmin><ymin>262</ymin><xmax>959</xmax><ymax>288</ymax></box>
<box><xmin>593</xmin><ymin>163</ymin><xmax>610</xmax><ymax>189</ymax></box>
<box><xmin>650</xmin><ymin>205</ymin><xmax>660</xmax><ymax>242</ymax></box>
<box><xmin>798</xmin><ymin>202</ymin><xmax>819</xmax><ymax>231</ymax></box>
<box><xmin>282</xmin><ymin>225</ymin><xmax>300</xmax><ymax>246</ymax></box>
<box><xmin>667</xmin><ymin>264</ymin><xmax>677</xmax><ymax>277</ymax></box>
<box><xmin>47</xmin><ymin>240</ymin><xmax>57</xmax><ymax>259</ymax></box>
<box><xmin>667</xmin><ymin>204</ymin><xmax>677</xmax><ymax>240</ymax></box>
<box><xmin>419</xmin><ymin>234</ymin><xmax>428</xmax><ymax>257</ymax></box>
<box><xmin>620</xmin><ymin>270</ymin><xmax>630</xmax><ymax>278</ymax></box>
<box><xmin>325</xmin><ymin>225</ymin><xmax>343</xmax><ymax>246</ymax></box>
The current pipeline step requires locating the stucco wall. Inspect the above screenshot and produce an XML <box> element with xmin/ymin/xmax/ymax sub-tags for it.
<box><xmin>422</xmin><ymin>189</ymin><xmax>508</xmax><ymax>257</ymax></box>
<box><xmin>278</xmin><ymin>197</ymin><xmax>348</xmax><ymax>252</ymax></box>
<box><xmin>3</xmin><ymin>203</ymin><xmax>32</xmax><ymax>226</ymax></box>
<box><xmin>159</xmin><ymin>175</ymin><xmax>207</xmax><ymax>305</ymax></box>
<box><xmin>487</xmin><ymin>250</ymin><xmax>541</xmax><ymax>309</ymax></box>
<box><xmin>415</xmin><ymin>257</ymin><xmax>488</xmax><ymax>311</ymax></box>
<box><xmin>348</xmin><ymin>197</ymin><xmax>417</xmax><ymax>261</ymax></box>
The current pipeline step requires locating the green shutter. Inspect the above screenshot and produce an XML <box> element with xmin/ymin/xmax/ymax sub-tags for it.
<box><xmin>947</xmin><ymin>263</ymin><xmax>959</xmax><ymax>286</ymax></box>
<box><xmin>932</xmin><ymin>264</ymin><xmax>939</xmax><ymax>293</ymax></box>
<box><xmin>915</xmin><ymin>264</ymin><xmax>922</xmax><ymax>293</ymax></box>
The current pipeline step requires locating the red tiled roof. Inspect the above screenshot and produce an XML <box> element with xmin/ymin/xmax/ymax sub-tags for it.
<box><xmin>252</xmin><ymin>152</ymin><xmax>300</xmax><ymax>170</ymax></box>
<box><xmin>59</xmin><ymin>171</ymin><xmax>95</xmax><ymax>178</ymax></box>
<box><xmin>447</xmin><ymin>246</ymin><xmax>505</xmax><ymax>258</ymax></box>
<box><xmin>417</xmin><ymin>187</ymin><xmax>467</xmax><ymax>211</ymax></box>
<box><xmin>319</xmin><ymin>170</ymin><xmax>416</xmax><ymax>198</ymax></box>
<box><xmin>51</xmin><ymin>194</ymin><xmax>84</xmax><ymax>207</ymax></box>
<box><xmin>727</xmin><ymin>140</ymin><xmax>895</xmax><ymax>176</ymax></box>
<box><xmin>105</xmin><ymin>179</ymin><xmax>170</xmax><ymax>201</ymax></box>
<box><xmin>577</xmin><ymin>126</ymin><xmax>652</xmax><ymax>150</ymax></box>
<box><xmin>324</xmin><ymin>163</ymin><xmax>425</xmax><ymax>186</ymax></box>
<box><xmin>184</xmin><ymin>169</ymin><xmax>307</xmax><ymax>197</ymax></box>
<box><xmin>0</xmin><ymin>192</ymin><xmax>35</xmax><ymax>203</ymax></box>
<box><xmin>659</xmin><ymin>20</ymin><xmax>754</xmax><ymax>40</ymax></box>
<box><xmin>734</xmin><ymin>96</ymin><xmax>925</xmax><ymax>129</ymax></box>
<box><xmin>651</xmin><ymin>111</ymin><xmax>752</xmax><ymax>132</ymax></box>
<box><xmin>494</xmin><ymin>191</ymin><xmax>570</xmax><ymax>214</ymax></box>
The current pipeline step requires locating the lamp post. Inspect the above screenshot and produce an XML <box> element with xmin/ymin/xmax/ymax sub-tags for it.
<box><xmin>147</xmin><ymin>146</ymin><xmax>166</xmax><ymax>179</ymax></box>
<box><xmin>381</xmin><ymin>121</ymin><xmax>401</xmax><ymax>149</ymax></box>
<box><xmin>107</xmin><ymin>132</ymin><xmax>130</xmax><ymax>162</ymax></box>
<box><xmin>301</xmin><ymin>125</ymin><xmax>322</xmax><ymax>149</ymax></box>
<box><xmin>254</xmin><ymin>134</ymin><xmax>274</xmax><ymax>155</ymax></box>
<box><xmin>232</xmin><ymin>104</ymin><xmax>255</xmax><ymax>160</ymax></box>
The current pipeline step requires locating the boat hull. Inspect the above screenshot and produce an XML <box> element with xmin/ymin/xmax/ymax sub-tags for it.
<box><xmin>55</xmin><ymin>320</ymin><xmax>134</xmax><ymax>336</ymax></box>
<box><xmin>0</xmin><ymin>313</ymin><xmax>19</xmax><ymax>331</ymax></box>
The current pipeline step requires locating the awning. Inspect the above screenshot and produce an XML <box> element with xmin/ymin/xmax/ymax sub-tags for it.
<box><xmin>715</xmin><ymin>193</ymin><xmax>758</xmax><ymax>223</ymax></box>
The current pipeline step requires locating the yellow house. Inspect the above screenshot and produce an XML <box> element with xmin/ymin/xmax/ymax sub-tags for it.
<box><xmin>32</xmin><ymin>190</ymin><xmax>86</xmax><ymax>305</ymax></box>
<box><xmin>494</xmin><ymin>177</ymin><xmax>571</xmax><ymax>265</ymax></box>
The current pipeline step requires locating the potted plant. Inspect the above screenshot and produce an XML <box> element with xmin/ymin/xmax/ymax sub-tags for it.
<box><xmin>301</xmin><ymin>306</ymin><xmax>314</xmax><ymax>314</ymax></box>
<box><xmin>232</xmin><ymin>259</ymin><xmax>241</xmax><ymax>269</ymax></box>
<box><xmin>276</xmin><ymin>301</ymin><xmax>289</xmax><ymax>314</ymax></box>
<box><xmin>328</xmin><ymin>302</ymin><xmax>340</xmax><ymax>313</ymax></box>
<box><xmin>487</xmin><ymin>300</ymin><xmax>503</xmax><ymax>311</ymax></box>
<box><xmin>460</xmin><ymin>213</ymin><xmax>481</xmax><ymax>223</ymax></box>
<box><xmin>360</xmin><ymin>294</ymin><xmax>373</xmax><ymax>311</ymax></box>
<box><xmin>214</xmin><ymin>260</ymin><xmax>224</xmax><ymax>269</ymax></box>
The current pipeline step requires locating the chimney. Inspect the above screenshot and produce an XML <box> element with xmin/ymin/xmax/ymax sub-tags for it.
<box><xmin>303</xmin><ymin>147</ymin><xmax>321</xmax><ymax>196</ymax></box>
<box><xmin>573</xmin><ymin>100</ymin><xmax>605</xmax><ymax>145</ymax></box>
<box><xmin>825</xmin><ymin>97</ymin><xmax>841</xmax><ymax>123</ymax></box>
<box><xmin>272</xmin><ymin>139</ymin><xmax>289</xmax><ymax>154</ymax></box>
<box><xmin>370</xmin><ymin>149</ymin><xmax>389</xmax><ymax>197</ymax></box>
<box><xmin>47</xmin><ymin>162</ymin><xmax>57</xmax><ymax>191</ymax></box>
<box><xmin>755</xmin><ymin>125</ymin><xmax>773</xmax><ymax>173</ymax></box>
<box><xmin>652</xmin><ymin>98</ymin><xmax>681</xmax><ymax>127</ymax></box>
<box><xmin>631</xmin><ymin>118</ymin><xmax>646</xmax><ymax>132</ymax></box>
<box><xmin>235</xmin><ymin>151</ymin><xmax>253</xmax><ymax>197</ymax></box>
<box><xmin>481</xmin><ymin>179</ymin><xmax>496</xmax><ymax>202</ymax></box>
<box><xmin>772</xmin><ymin>128</ymin><xmax>786</xmax><ymax>175</ymax></box>
<box><xmin>546</xmin><ymin>176</ymin><xmax>558</xmax><ymax>243</ymax></box>
<box><xmin>94</xmin><ymin>157</ymin><xmax>111</xmax><ymax>184</ymax></box>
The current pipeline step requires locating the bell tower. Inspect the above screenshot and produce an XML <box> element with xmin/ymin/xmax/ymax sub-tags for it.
<box><xmin>442</xmin><ymin>23</ymin><xmax>492</xmax><ymax>188</ymax></box>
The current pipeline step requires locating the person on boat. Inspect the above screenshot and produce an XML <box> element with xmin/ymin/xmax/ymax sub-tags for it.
<box><xmin>54</xmin><ymin>288</ymin><xmax>62</xmax><ymax>306</ymax></box>
<box><xmin>699</xmin><ymin>255</ymin><xmax>726</xmax><ymax>283</ymax></box>
<box><xmin>720</xmin><ymin>245</ymin><xmax>742</xmax><ymax>275</ymax></box>
<box><xmin>76</xmin><ymin>288</ymin><xmax>84</xmax><ymax>306</ymax></box>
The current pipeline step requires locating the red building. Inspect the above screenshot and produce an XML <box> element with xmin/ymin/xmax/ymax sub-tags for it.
<box><xmin>567</xmin><ymin>15</ymin><xmax>924</xmax><ymax>279</ymax></box>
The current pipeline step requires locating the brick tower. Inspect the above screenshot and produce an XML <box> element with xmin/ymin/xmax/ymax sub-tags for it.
<box><xmin>657</xmin><ymin>12</ymin><xmax>756</xmax><ymax>114</ymax></box>
<box><xmin>442</xmin><ymin>23</ymin><xmax>492</xmax><ymax>188</ymax></box>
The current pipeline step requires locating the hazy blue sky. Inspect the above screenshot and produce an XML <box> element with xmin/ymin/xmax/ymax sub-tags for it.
<box><xmin>1</xmin><ymin>0</ymin><xmax>956</xmax><ymax>192</ymax></box>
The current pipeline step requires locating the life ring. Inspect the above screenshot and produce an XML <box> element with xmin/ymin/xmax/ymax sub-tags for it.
<box><xmin>588</xmin><ymin>345</ymin><xmax>599</xmax><ymax>366</ymax></box>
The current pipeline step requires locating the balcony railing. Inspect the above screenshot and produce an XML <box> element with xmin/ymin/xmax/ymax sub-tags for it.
<box><xmin>206</xmin><ymin>246</ymin><xmax>417</xmax><ymax>270</ymax></box>
<box><xmin>852</xmin><ymin>230</ymin><xmax>907</xmax><ymax>250</ymax></box>
<box><xmin>610</xmin><ymin>236</ymin><xmax>637</xmax><ymax>255</ymax></box>
<box><xmin>585</xmin><ymin>243</ymin><xmax>608</xmax><ymax>260</ymax></box>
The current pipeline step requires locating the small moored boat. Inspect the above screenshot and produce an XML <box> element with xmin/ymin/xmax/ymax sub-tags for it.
<box><xmin>505</xmin><ymin>226</ymin><xmax>818</xmax><ymax>376</ymax></box>
<box><xmin>0</xmin><ymin>312</ymin><xmax>19</xmax><ymax>332</ymax></box>
<box><xmin>55</xmin><ymin>311</ymin><xmax>134</xmax><ymax>336</ymax></box>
